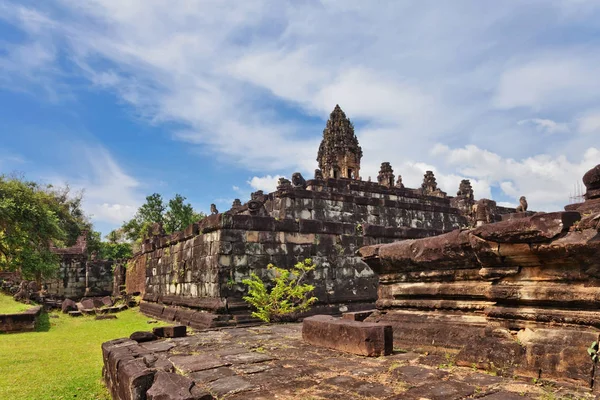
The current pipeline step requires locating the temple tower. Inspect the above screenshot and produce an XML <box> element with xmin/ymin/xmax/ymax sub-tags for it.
<box><xmin>317</xmin><ymin>105</ymin><xmax>363</xmax><ymax>180</ymax></box>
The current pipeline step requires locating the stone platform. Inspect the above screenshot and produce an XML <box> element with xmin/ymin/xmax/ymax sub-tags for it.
<box><xmin>102</xmin><ymin>323</ymin><xmax>593</xmax><ymax>400</ymax></box>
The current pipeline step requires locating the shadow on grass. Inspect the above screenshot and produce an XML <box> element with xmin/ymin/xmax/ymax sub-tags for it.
<box><xmin>35</xmin><ymin>312</ymin><xmax>51</xmax><ymax>332</ymax></box>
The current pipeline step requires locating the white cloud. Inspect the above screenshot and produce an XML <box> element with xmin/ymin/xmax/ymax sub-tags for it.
<box><xmin>46</xmin><ymin>144</ymin><xmax>142</xmax><ymax>225</ymax></box>
<box><xmin>1</xmin><ymin>0</ymin><xmax>600</xmax><ymax>214</ymax></box>
<box><xmin>578</xmin><ymin>111</ymin><xmax>600</xmax><ymax>135</ymax></box>
<box><xmin>517</xmin><ymin>118</ymin><xmax>569</xmax><ymax>134</ymax></box>
<box><xmin>248</xmin><ymin>175</ymin><xmax>283</xmax><ymax>193</ymax></box>
<box><xmin>433</xmin><ymin>144</ymin><xmax>600</xmax><ymax>211</ymax></box>
<box><xmin>493</xmin><ymin>57</ymin><xmax>600</xmax><ymax>110</ymax></box>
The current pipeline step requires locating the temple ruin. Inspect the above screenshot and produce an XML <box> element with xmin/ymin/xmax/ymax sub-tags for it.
<box><xmin>128</xmin><ymin>105</ymin><xmax>520</xmax><ymax>328</ymax></box>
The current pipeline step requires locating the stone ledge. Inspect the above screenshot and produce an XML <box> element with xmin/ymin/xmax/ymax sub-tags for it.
<box><xmin>0</xmin><ymin>305</ymin><xmax>42</xmax><ymax>333</ymax></box>
<box><xmin>302</xmin><ymin>315</ymin><xmax>393</xmax><ymax>357</ymax></box>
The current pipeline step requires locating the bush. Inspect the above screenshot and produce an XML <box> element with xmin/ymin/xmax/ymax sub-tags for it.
<box><xmin>242</xmin><ymin>258</ymin><xmax>318</xmax><ymax>323</ymax></box>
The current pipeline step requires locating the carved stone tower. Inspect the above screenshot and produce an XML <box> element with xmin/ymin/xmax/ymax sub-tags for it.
<box><xmin>377</xmin><ymin>162</ymin><xmax>395</xmax><ymax>188</ymax></box>
<box><xmin>317</xmin><ymin>105</ymin><xmax>363</xmax><ymax>180</ymax></box>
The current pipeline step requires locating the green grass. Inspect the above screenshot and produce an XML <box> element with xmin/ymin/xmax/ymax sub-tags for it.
<box><xmin>0</xmin><ymin>292</ymin><xmax>33</xmax><ymax>314</ymax></box>
<box><xmin>0</xmin><ymin>308</ymin><xmax>167</xmax><ymax>400</ymax></box>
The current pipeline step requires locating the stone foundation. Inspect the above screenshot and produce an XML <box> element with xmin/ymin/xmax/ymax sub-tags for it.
<box><xmin>0</xmin><ymin>305</ymin><xmax>42</xmax><ymax>333</ymax></box>
<box><xmin>101</xmin><ymin>323</ymin><xmax>594</xmax><ymax>399</ymax></box>
<box><xmin>360</xmin><ymin>206</ymin><xmax>600</xmax><ymax>388</ymax></box>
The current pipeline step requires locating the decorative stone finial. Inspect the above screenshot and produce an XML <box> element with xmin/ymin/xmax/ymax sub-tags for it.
<box><xmin>421</xmin><ymin>171</ymin><xmax>446</xmax><ymax>198</ymax></box>
<box><xmin>583</xmin><ymin>164</ymin><xmax>600</xmax><ymax>200</ymax></box>
<box><xmin>277</xmin><ymin>177</ymin><xmax>292</xmax><ymax>191</ymax></box>
<box><xmin>314</xmin><ymin>169</ymin><xmax>324</xmax><ymax>180</ymax></box>
<box><xmin>291</xmin><ymin>172</ymin><xmax>307</xmax><ymax>189</ymax></box>
<box><xmin>232</xmin><ymin>199</ymin><xmax>242</xmax><ymax>208</ymax></box>
<box><xmin>377</xmin><ymin>162</ymin><xmax>395</xmax><ymax>188</ymax></box>
<box><xmin>515</xmin><ymin>196</ymin><xmax>528</xmax><ymax>212</ymax></box>
<box><xmin>395</xmin><ymin>175</ymin><xmax>404</xmax><ymax>189</ymax></box>
<box><xmin>210</xmin><ymin>204</ymin><xmax>219</xmax><ymax>215</ymax></box>
<box><xmin>457</xmin><ymin>179</ymin><xmax>474</xmax><ymax>199</ymax></box>
<box><xmin>317</xmin><ymin>105</ymin><xmax>362</xmax><ymax>180</ymax></box>
<box><xmin>251</xmin><ymin>190</ymin><xmax>264</xmax><ymax>201</ymax></box>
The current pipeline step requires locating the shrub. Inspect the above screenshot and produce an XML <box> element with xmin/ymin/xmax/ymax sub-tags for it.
<box><xmin>242</xmin><ymin>258</ymin><xmax>318</xmax><ymax>323</ymax></box>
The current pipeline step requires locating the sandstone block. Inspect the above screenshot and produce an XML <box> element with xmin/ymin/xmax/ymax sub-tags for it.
<box><xmin>302</xmin><ymin>315</ymin><xmax>392</xmax><ymax>356</ymax></box>
<box><xmin>130</xmin><ymin>331</ymin><xmax>158</xmax><ymax>343</ymax></box>
<box><xmin>153</xmin><ymin>325</ymin><xmax>187</xmax><ymax>338</ymax></box>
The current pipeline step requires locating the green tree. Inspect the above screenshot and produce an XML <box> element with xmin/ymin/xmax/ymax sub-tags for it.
<box><xmin>164</xmin><ymin>194</ymin><xmax>205</xmax><ymax>233</ymax></box>
<box><xmin>122</xmin><ymin>193</ymin><xmax>165</xmax><ymax>242</ymax></box>
<box><xmin>0</xmin><ymin>176</ymin><xmax>91</xmax><ymax>280</ymax></box>
<box><xmin>122</xmin><ymin>193</ymin><xmax>204</xmax><ymax>242</ymax></box>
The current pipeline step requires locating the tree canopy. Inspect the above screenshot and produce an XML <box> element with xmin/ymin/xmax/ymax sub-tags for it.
<box><xmin>0</xmin><ymin>175</ymin><xmax>91</xmax><ymax>280</ymax></box>
<box><xmin>120</xmin><ymin>193</ymin><xmax>204</xmax><ymax>243</ymax></box>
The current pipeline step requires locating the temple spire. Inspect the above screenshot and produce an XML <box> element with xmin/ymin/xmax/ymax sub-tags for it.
<box><xmin>317</xmin><ymin>105</ymin><xmax>362</xmax><ymax>180</ymax></box>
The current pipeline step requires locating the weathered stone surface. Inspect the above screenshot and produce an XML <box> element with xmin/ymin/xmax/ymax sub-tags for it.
<box><xmin>146</xmin><ymin>371</ymin><xmax>213</xmax><ymax>400</ymax></box>
<box><xmin>130</xmin><ymin>331</ymin><xmax>157</xmax><ymax>343</ymax></box>
<box><xmin>102</xmin><ymin>323</ymin><xmax>588</xmax><ymax>399</ymax></box>
<box><xmin>205</xmin><ymin>376</ymin><xmax>256</xmax><ymax>397</ymax></box>
<box><xmin>391</xmin><ymin>365</ymin><xmax>449</xmax><ymax>385</ymax></box>
<box><xmin>0</xmin><ymin>305</ymin><xmax>42</xmax><ymax>333</ymax></box>
<box><xmin>61</xmin><ymin>299</ymin><xmax>78</xmax><ymax>313</ymax></box>
<box><xmin>302</xmin><ymin>315</ymin><xmax>392</xmax><ymax>356</ymax></box>
<box><xmin>153</xmin><ymin>325</ymin><xmax>186</xmax><ymax>338</ymax></box>
<box><xmin>323</xmin><ymin>375</ymin><xmax>393</xmax><ymax>397</ymax></box>
<box><xmin>81</xmin><ymin>298</ymin><xmax>95</xmax><ymax>309</ymax></box>
<box><xmin>471</xmin><ymin>211</ymin><xmax>580</xmax><ymax>243</ymax></box>
<box><xmin>169</xmin><ymin>355</ymin><xmax>231</xmax><ymax>374</ymax></box>
<box><xmin>396</xmin><ymin>380</ymin><xmax>475</xmax><ymax>400</ymax></box>
<box><xmin>360</xmin><ymin>192</ymin><xmax>600</xmax><ymax>388</ymax></box>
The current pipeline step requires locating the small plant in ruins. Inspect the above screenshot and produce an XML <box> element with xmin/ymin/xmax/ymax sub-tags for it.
<box><xmin>242</xmin><ymin>258</ymin><xmax>318</xmax><ymax>323</ymax></box>
<box><xmin>588</xmin><ymin>340</ymin><xmax>599</xmax><ymax>389</ymax></box>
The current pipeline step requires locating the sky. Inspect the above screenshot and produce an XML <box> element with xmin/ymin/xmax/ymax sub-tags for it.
<box><xmin>1</xmin><ymin>0</ymin><xmax>599</xmax><ymax>236</ymax></box>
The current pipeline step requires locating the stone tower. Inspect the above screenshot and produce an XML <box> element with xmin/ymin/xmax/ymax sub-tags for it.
<box><xmin>317</xmin><ymin>105</ymin><xmax>363</xmax><ymax>180</ymax></box>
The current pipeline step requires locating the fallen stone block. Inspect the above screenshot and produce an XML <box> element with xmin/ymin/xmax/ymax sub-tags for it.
<box><xmin>130</xmin><ymin>331</ymin><xmax>157</xmax><ymax>343</ymax></box>
<box><xmin>342</xmin><ymin>310</ymin><xmax>375</xmax><ymax>322</ymax></box>
<box><xmin>153</xmin><ymin>325</ymin><xmax>187</xmax><ymax>338</ymax></box>
<box><xmin>68</xmin><ymin>311</ymin><xmax>83</xmax><ymax>317</ymax></box>
<box><xmin>302</xmin><ymin>315</ymin><xmax>392</xmax><ymax>357</ymax></box>
<box><xmin>61</xmin><ymin>299</ymin><xmax>77</xmax><ymax>314</ymax></box>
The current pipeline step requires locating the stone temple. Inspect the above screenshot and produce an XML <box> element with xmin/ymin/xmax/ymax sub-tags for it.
<box><xmin>129</xmin><ymin>105</ymin><xmax>522</xmax><ymax>328</ymax></box>
<box><xmin>99</xmin><ymin>106</ymin><xmax>600</xmax><ymax>398</ymax></box>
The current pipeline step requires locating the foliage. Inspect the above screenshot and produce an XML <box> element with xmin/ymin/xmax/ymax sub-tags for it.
<box><xmin>121</xmin><ymin>193</ymin><xmax>205</xmax><ymax>243</ymax></box>
<box><xmin>588</xmin><ymin>341</ymin><xmax>599</xmax><ymax>363</ymax></box>
<box><xmin>0</xmin><ymin>307</ymin><xmax>167</xmax><ymax>400</ymax></box>
<box><xmin>164</xmin><ymin>194</ymin><xmax>205</xmax><ymax>233</ymax></box>
<box><xmin>242</xmin><ymin>258</ymin><xmax>318</xmax><ymax>323</ymax></box>
<box><xmin>0</xmin><ymin>176</ymin><xmax>91</xmax><ymax>280</ymax></box>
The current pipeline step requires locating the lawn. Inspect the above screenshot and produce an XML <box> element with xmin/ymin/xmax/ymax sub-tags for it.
<box><xmin>0</xmin><ymin>303</ymin><xmax>167</xmax><ymax>400</ymax></box>
<box><xmin>0</xmin><ymin>292</ymin><xmax>33</xmax><ymax>314</ymax></box>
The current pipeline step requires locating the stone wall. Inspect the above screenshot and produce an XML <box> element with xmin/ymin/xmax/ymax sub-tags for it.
<box><xmin>358</xmin><ymin>164</ymin><xmax>600</xmax><ymax>388</ymax></box>
<box><xmin>0</xmin><ymin>306</ymin><xmax>42</xmax><ymax>333</ymax></box>
<box><xmin>133</xmin><ymin>177</ymin><xmax>470</xmax><ymax>327</ymax></box>
<box><xmin>39</xmin><ymin>235</ymin><xmax>116</xmax><ymax>300</ymax></box>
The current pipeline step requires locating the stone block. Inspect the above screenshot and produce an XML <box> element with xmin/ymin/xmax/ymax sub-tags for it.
<box><xmin>342</xmin><ymin>310</ymin><xmax>375</xmax><ymax>322</ymax></box>
<box><xmin>302</xmin><ymin>315</ymin><xmax>392</xmax><ymax>356</ymax></box>
<box><xmin>153</xmin><ymin>325</ymin><xmax>187</xmax><ymax>338</ymax></box>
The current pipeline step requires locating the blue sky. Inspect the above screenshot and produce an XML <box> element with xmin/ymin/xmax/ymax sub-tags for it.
<box><xmin>1</xmin><ymin>1</ymin><xmax>599</xmax><ymax>236</ymax></box>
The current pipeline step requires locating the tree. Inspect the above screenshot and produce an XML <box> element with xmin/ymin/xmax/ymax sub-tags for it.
<box><xmin>164</xmin><ymin>194</ymin><xmax>205</xmax><ymax>233</ymax></box>
<box><xmin>0</xmin><ymin>175</ymin><xmax>91</xmax><ymax>280</ymax></box>
<box><xmin>121</xmin><ymin>193</ymin><xmax>204</xmax><ymax>243</ymax></box>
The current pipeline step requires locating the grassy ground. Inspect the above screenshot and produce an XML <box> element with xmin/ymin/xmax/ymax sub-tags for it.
<box><xmin>0</xmin><ymin>306</ymin><xmax>167</xmax><ymax>400</ymax></box>
<box><xmin>0</xmin><ymin>292</ymin><xmax>33</xmax><ymax>314</ymax></box>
